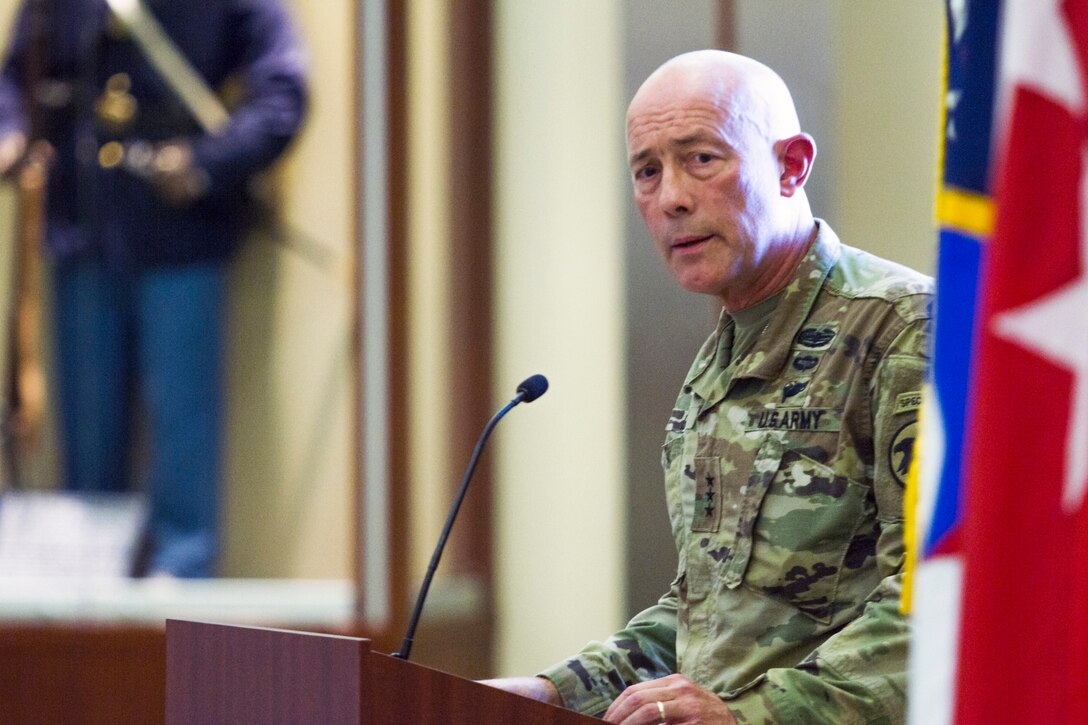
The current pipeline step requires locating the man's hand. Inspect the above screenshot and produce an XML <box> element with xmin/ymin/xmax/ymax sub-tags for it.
<box><xmin>478</xmin><ymin>676</ymin><xmax>563</xmax><ymax>706</ymax></box>
<box><xmin>151</xmin><ymin>140</ymin><xmax>209</xmax><ymax>205</ymax></box>
<box><xmin>0</xmin><ymin>131</ymin><xmax>27</xmax><ymax>177</ymax></box>
<box><xmin>603</xmin><ymin>674</ymin><xmax>737</xmax><ymax>724</ymax></box>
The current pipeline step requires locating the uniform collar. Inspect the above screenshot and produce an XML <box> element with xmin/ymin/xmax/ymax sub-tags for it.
<box><xmin>685</xmin><ymin>219</ymin><xmax>840</xmax><ymax>402</ymax></box>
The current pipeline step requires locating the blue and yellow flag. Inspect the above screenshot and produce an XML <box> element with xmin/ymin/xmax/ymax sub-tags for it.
<box><xmin>906</xmin><ymin>2</ymin><xmax>999</xmax><ymax>723</ymax></box>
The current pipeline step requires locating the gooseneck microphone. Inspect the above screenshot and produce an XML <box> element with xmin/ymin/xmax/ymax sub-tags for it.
<box><xmin>393</xmin><ymin>374</ymin><xmax>549</xmax><ymax>660</ymax></box>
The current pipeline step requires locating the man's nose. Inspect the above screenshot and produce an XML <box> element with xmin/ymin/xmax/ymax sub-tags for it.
<box><xmin>659</xmin><ymin>166</ymin><xmax>692</xmax><ymax>215</ymax></box>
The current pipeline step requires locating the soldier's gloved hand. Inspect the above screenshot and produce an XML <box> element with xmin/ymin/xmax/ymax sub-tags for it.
<box><xmin>0</xmin><ymin>131</ymin><xmax>27</xmax><ymax>177</ymax></box>
<box><xmin>150</xmin><ymin>139</ymin><xmax>209</xmax><ymax>206</ymax></box>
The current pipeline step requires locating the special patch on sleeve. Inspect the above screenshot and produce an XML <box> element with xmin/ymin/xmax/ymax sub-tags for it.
<box><xmin>894</xmin><ymin>391</ymin><xmax>923</xmax><ymax>415</ymax></box>
<box><xmin>889</xmin><ymin>420</ymin><xmax>918</xmax><ymax>486</ymax></box>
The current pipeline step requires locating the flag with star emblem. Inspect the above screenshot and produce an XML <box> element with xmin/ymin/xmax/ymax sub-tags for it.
<box><xmin>907</xmin><ymin>1</ymin><xmax>998</xmax><ymax>722</ymax></box>
<box><xmin>954</xmin><ymin>0</ymin><xmax>1088</xmax><ymax>721</ymax></box>
<box><xmin>912</xmin><ymin>0</ymin><xmax>1088</xmax><ymax>722</ymax></box>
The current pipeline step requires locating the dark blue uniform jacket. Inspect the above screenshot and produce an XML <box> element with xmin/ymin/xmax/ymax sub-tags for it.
<box><xmin>0</xmin><ymin>0</ymin><xmax>308</xmax><ymax>266</ymax></box>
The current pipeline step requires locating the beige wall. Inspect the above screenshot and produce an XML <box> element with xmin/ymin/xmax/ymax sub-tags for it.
<box><xmin>222</xmin><ymin>0</ymin><xmax>355</xmax><ymax>578</ymax></box>
<box><xmin>834</xmin><ymin>3</ymin><xmax>944</xmax><ymax>274</ymax></box>
<box><xmin>736</xmin><ymin>1</ymin><xmax>943</xmax><ymax>273</ymax></box>
<box><xmin>492</xmin><ymin>0</ymin><xmax>627</xmax><ymax>676</ymax></box>
<box><xmin>405</xmin><ymin>0</ymin><xmax>454</xmax><ymax>583</ymax></box>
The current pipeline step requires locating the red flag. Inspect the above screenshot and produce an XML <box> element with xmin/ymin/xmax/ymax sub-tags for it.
<box><xmin>957</xmin><ymin>1</ymin><xmax>1088</xmax><ymax>721</ymax></box>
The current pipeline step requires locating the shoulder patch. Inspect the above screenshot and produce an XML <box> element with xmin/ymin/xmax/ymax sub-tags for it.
<box><xmin>889</xmin><ymin>420</ymin><xmax>918</xmax><ymax>486</ymax></box>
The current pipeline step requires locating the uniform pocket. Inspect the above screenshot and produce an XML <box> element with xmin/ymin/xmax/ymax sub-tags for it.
<box><xmin>742</xmin><ymin>448</ymin><xmax>870</xmax><ymax>623</ymax></box>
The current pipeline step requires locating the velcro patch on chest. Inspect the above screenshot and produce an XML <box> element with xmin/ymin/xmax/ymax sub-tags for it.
<box><xmin>691</xmin><ymin>456</ymin><xmax>723</xmax><ymax>532</ymax></box>
<box><xmin>746</xmin><ymin>407</ymin><xmax>842</xmax><ymax>432</ymax></box>
<box><xmin>796</xmin><ymin>323</ymin><xmax>839</xmax><ymax>350</ymax></box>
<box><xmin>790</xmin><ymin>350</ymin><xmax>823</xmax><ymax>373</ymax></box>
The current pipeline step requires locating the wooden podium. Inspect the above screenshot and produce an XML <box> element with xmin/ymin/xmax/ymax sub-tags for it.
<box><xmin>166</xmin><ymin>619</ymin><xmax>598</xmax><ymax>724</ymax></box>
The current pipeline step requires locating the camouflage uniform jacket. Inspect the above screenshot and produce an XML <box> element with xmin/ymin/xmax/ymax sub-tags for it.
<box><xmin>540</xmin><ymin>222</ymin><xmax>933</xmax><ymax>723</ymax></box>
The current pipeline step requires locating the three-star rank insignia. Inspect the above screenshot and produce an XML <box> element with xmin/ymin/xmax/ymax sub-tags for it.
<box><xmin>692</xmin><ymin>456</ymin><xmax>723</xmax><ymax>532</ymax></box>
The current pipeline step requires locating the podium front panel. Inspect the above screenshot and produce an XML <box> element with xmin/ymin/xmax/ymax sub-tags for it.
<box><xmin>166</xmin><ymin>619</ymin><xmax>599</xmax><ymax>724</ymax></box>
<box><xmin>166</xmin><ymin>619</ymin><xmax>368</xmax><ymax>724</ymax></box>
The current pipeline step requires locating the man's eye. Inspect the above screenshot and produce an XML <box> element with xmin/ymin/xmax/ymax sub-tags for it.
<box><xmin>693</xmin><ymin>153</ymin><xmax>714</xmax><ymax>164</ymax></box>
<box><xmin>635</xmin><ymin>166</ymin><xmax>658</xmax><ymax>180</ymax></box>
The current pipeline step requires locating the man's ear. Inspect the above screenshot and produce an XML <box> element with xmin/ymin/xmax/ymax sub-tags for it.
<box><xmin>777</xmin><ymin>133</ymin><xmax>816</xmax><ymax>197</ymax></box>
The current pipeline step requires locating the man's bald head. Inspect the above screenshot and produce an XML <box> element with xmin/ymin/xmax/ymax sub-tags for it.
<box><xmin>624</xmin><ymin>50</ymin><xmax>818</xmax><ymax>310</ymax></box>
<box><xmin>627</xmin><ymin>50</ymin><xmax>802</xmax><ymax>147</ymax></box>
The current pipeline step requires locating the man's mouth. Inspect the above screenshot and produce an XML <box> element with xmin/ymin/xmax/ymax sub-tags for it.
<box><xmin>672</xmin><ymin>235</ymin><xmax>712</xmax><ymax>250</ymax></box>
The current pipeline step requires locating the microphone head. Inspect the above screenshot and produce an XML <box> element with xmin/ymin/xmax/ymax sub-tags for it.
<box><xmin>516</xmin><ymin>374</ymin><xmax>549</xmax><ymax>403</ymax></box>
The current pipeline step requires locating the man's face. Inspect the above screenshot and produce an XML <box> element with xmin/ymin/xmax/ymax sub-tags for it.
<box><xmin>626</xmin><ymin>76</ymin><xmax>783</xmax><ymax>304</ymax></box>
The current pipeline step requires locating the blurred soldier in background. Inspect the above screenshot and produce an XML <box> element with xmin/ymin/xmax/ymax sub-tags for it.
<box><xmin>0</xmin><ymin>0</ymin><xmax>308</xmax><ymax>577</ymax></box>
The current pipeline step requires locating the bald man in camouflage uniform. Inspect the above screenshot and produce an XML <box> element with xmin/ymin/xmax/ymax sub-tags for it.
<box><xmin>485</xmin><ymin>50</ymin><xmax>931</xmax><ymax>724</ymax></box>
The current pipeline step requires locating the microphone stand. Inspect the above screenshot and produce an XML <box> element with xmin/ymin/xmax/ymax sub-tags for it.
<box><xmin>393</xmin><ymin>391</ymin><xmax>527</xmax><ymax>661</ymax></box>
